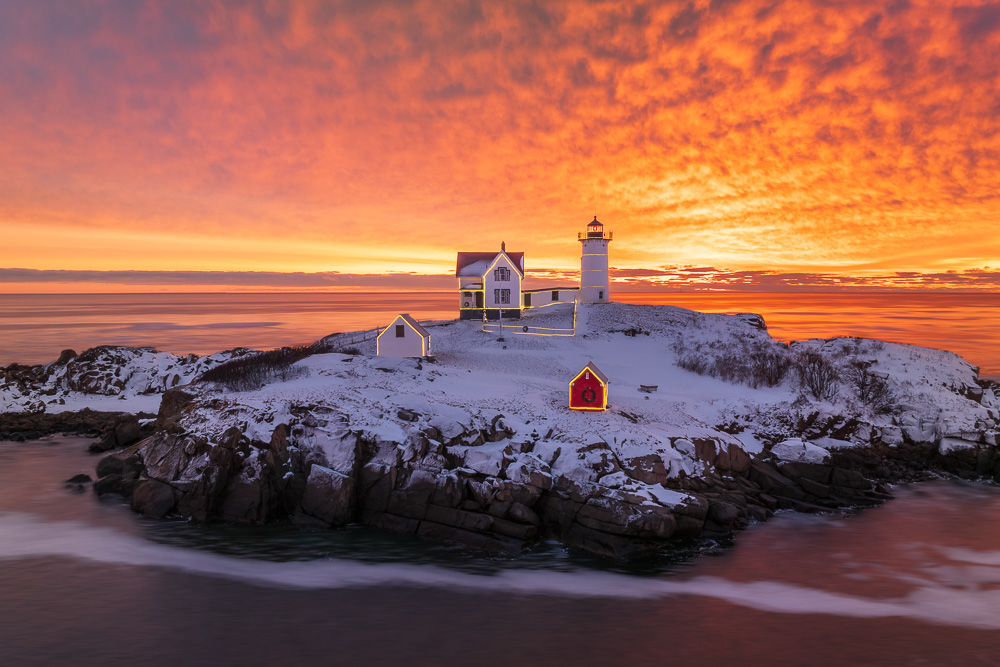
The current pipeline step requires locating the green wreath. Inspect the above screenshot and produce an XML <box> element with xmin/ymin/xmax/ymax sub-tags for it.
<box><xmin>581</xmin><ymin>387</ymin><xmax>597</xmax><ymax>403</ymax></box>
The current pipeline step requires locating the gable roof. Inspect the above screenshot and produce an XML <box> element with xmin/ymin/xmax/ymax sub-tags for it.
<box><xmin>456</xmin><ymin>251</ymin><xmax>525</xmax><ymax>278</ymax></box>
<box><xmin>382</xmin><ymin>313</ymin><xmax>429</xmax><ymax>339</ymax></box>
<box><xmin>571</xmin><ymin>361</ymin><xmax>609</xmax><ymax>385</ymax></box>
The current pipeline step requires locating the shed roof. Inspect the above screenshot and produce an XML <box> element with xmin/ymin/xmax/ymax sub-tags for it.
<box><xmin>572</xmin><ymin>361</ymin><xmax>609</xmax><ymax>385</ymax></box>
<box><xmin>456</xmin><ymin>251</ymin><xmax>524</xmax><ymax>278</ymax></box>
<box><xmin>384</xmin><ymin>313</ymin><xmax>430</xmax><ymax>339</ymax></box>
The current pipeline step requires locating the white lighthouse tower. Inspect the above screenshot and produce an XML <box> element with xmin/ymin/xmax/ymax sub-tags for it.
<box><xmin>579</xmin><ymin>216</ymin><xmax>612</xmax><ymax>303</ymax></box>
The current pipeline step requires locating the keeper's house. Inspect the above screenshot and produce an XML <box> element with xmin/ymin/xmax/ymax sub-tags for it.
<box><xmin>376</xmin><ymin>314</ymin><xmax>431</xmax><ymax>358</ymax></box>
<box><xmin>456</xmin><ymin>243</ymin><xmax>524</xmax><ymax>320</ymax></box>
<box><xmin>569</xmin><ymin>361</ymin><xmax>609</xmax><ymax>411</ymax></box>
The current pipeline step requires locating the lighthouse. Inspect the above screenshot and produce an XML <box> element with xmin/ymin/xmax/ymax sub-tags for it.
<box><xmin>579</xmin><ymin>216</ymin><xmax>612</xmax><ymax>303</ymax></box>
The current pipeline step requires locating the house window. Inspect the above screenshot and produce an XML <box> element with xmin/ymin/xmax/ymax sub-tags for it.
<box><xmin>552</xmin><ymin>290</ymin><xmax>559</xmax><ymax>301</ymax></box>
<box><xmin>494</xmin><ymin>267</ymin><xmax>510</xmax><ymax>281</ymax></box>
<box><xmin>501</xmin><ymin>289</ymin><xmax>511</xmax><ymax>304</ymax></box>
<box><xmin>599</xmin><ymin>290</ymin><xmax>604</xmax><ymax>300</ymax></box>
<box><xmin>395</xmin><ymin>324</ymin><xmax>405</xmax><ymax>337</ymax></box>
<box><xmin>494</xmin><ymin>288</ymin><xmax>500</xmax><ymax>304</ymax></box>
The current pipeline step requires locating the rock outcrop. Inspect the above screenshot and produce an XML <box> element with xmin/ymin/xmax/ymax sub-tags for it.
<box><xmin>92</xmin><ymin>394</ymin><xmax>999</xmax><ymax>560</ymax></box>
<box><xmin>0</xmin><ymin>345</ymin><xmax>252</xmax><ymax>413</ymax></box>
<box><xmin>0</xmin><ymin>409</ymin><xmax>153</xmax><ymax>443</ymax></box>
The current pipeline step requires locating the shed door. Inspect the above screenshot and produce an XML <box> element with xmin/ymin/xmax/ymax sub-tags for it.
<box><xmin>475</xmin><ymin>292</ymin><xmax>484</xmax><ymax>308</ymax></box>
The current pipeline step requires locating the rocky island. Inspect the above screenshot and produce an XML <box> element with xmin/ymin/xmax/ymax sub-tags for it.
<box><xmin>3</xmin><ymin>302</ymin><xmax>998</xmax><ymax>560</ymax></box>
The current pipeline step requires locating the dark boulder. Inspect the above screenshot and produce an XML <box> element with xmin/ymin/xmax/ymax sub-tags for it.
<box><xmin>156</xmin><ymin>388</ymin><xmax>196</xmax><ymax>431</ymax></box>
<box><xmin>300</xmin><ymin>465</ymin><xmax>355</xmax><ymax>526</ymax></box>
<box><xmin>89</xmin><ymin>415</ymin><xmax>144</xmax><ymax>453</ymax></box>
<box><xmin>397</xmin><ymin>408</ymin><xmax>419</xmax><ymax>422</ymax></box>
<box><xmin>56</xmin><ymin>349</ymin><xmax>78</xmax><ymax>365</ymax></box>
<box><xmin>708</xmin><ymin>500</ymin><xmax>741</xmax><ymax>525</ymax></box>
<box><xmin>94</xmin><ymin>474</ymin><xmax>124</xmax><ymax>496</ymax></box>
<box><xmin>65</xmin><ymin>473</ymin><xmax>92</xmax><ymax>493</ymax></box>
<box><xmin>131</xmin><ymin>479</ymin><xmax>177</xmax><ymax>518</ymax></box>
<box><xmin>95</xmin><ymin>452</ymin><xmax>126</xmax><ymax>478</ymax></box>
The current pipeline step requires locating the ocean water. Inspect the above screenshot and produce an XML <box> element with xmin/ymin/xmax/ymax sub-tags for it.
<box><xmin>2</xmin><ymin>436</ymin><xmax>1000</xmax><ymax>665</ymax></box>
<box><xmin>0</xmin><ymin>291</ymin><xmax>996</xmax><ymax>377</ymax></box>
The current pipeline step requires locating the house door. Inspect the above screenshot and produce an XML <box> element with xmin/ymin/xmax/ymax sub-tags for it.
<box><xmin>475</xmin><ymin>292</ymin><xmax>484</xmax><ymax>308</ymax></box>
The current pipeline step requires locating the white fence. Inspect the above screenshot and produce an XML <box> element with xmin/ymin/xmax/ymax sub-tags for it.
<box><xmin>481</xmin><ymin>301</ymin><xmax>577</xmax><ymax>337</ymax></box>
<box><xmin>317</xmin><ymin>327</ymin><xmax>381</xmax><ymax>351</ymax></box>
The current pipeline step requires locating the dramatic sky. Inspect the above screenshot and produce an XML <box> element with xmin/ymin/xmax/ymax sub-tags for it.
<box><xmin>1</xmin><ymin>0</ymin><xmax>999</xmax><ymax>291</ymax></box>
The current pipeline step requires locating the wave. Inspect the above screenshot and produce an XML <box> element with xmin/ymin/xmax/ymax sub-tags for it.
<box><xmin>3</xmin><ymin>511</ymin><xmax>1000</xmax><ymax>629</ymax></box>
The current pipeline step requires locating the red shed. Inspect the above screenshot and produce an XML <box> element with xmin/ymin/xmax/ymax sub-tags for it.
<box><xmin>568</xmin><ymin>361</ymin><xmax>609</xmax><ymax>411</ymax></box>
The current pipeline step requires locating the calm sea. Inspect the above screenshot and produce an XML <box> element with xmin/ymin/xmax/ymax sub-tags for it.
<box><xmin>0</xmin><ymin>291</ymin><xmax>997</xmax><ymax>377</ymax></box>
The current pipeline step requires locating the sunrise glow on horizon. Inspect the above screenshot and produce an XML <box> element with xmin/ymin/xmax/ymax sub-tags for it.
<box><xmin>1</xmin><ymin>0</ymin><xmax>998</xmax><ymax>291</ymax></box>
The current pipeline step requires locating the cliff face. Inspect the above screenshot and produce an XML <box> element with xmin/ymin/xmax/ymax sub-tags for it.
<box><xmin>86</xmin><ymin>303</ymin><xmax>999</xmax><ymax>560</ymax></box>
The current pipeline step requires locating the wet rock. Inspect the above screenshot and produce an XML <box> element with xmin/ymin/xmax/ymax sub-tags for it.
<box><xmin>94</xmin><ymin>474</ymin><xmax>124</xmax><ymax>496</ymax></box>
<box><xmin>798</xmin><ymin>477</ymin><xmax>831</xmax><ymax>498</ymax></box>
<box><xmin>707</xmin><ymin>500</ymin><xmax>741</xmax><ymax>525</ymax></box>
<box><xmin>416</xmin><ymin>521</ymin><xmax>523</xmax><ymax>556</ymax></box>
<box><xmin>748</xmin><ymin>462</ymin><xmax>804</xmax><ymax>499</ymax></box>
<box><xmin>424</xmin><ymin>505</ymin><xmax>493</xmax><ymax>533</ymax></box>
<box><xmin>131</xmin><ymin>479</ymin><xmax>177</xmax><ymax>518</ymax></box>
<box><xmin>88</xmin><ymin>414</ymin><xmax>146</xmax><ymax>453</ymax></box>
<box><xmin>114</xmin><ymin>416</ymin><xmax>142</xmax><ymax>447</ymax></box>
<box><xmin>780</xmin><ymin>462</ymin><xmax>833</xmax><ymax>485</ymax></box>
<box><xmin>64</xmin><ymin>473</ymin><xmax>92</xmax><ymax>493</ymax></box>
<box><xmin>385</xmin><ymin>469</ymin><xmax>437</xmax><ymax>520</ymax></box>
<box><xmin>0</xmin><ymin>409</ymin><xmax>143</xmax><ymax>442</ymax></box>
<box><xmin>300</xmin><ymin>465</ymin><xmax>355</xmax><ymax>526</ymax></box>
<box><xmin>95</xmin><ymin>453</ymin><xmax>125</xmax><ymax>478</ymax></box>
<box><xmin>508</xmin><ymin>501</ymin><xmax>541</xmax><ymax>526</ymax></box>
<box><xmin>562</xmin><ymin>524</ymin><xmax>657</xmax><ymax>561</ymax></box>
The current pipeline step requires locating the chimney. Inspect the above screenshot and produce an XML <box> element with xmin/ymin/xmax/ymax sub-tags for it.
<box><xmin>501</xmin><ymin>241</ymin><xmax>506</xmax><ymax>252</ymax></box>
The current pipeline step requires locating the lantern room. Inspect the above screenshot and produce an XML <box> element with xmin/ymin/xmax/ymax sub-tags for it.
<box><xmin>568</xmin><ymin>361</ymin><xmax>609</xmax><ymax>411</ymax></box>
<box><xmin>580</xmin><ymin>215</ymin><xmax>612</xmax><ymax>240</ymax></box>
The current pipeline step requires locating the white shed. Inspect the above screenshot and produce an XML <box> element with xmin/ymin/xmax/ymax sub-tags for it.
<box><xmin>376</xmin><ymin>314</ymin><xmax>431</xmax><ymax>358</ymax></box>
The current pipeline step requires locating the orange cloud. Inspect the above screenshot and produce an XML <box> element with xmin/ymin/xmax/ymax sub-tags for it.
<box><xmin>0</xmin><ymin>0</ymin><xmax>997</xmax><ymax>282</ymax></box>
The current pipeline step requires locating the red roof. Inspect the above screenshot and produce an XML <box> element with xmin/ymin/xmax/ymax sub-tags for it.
<box><xmin>455</xmin><ymin>251</ymin><xmax>524</xmax><ymax>278</ymax></box>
